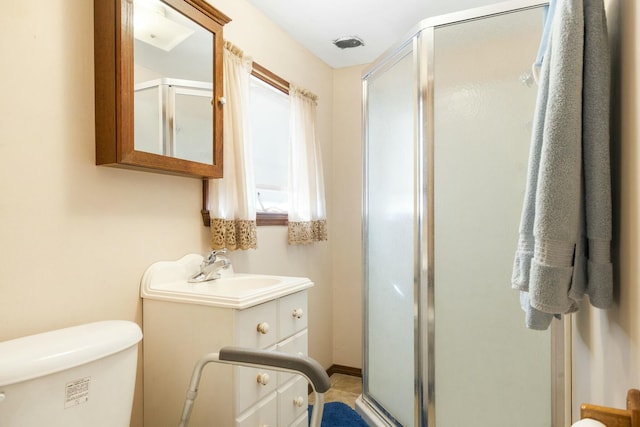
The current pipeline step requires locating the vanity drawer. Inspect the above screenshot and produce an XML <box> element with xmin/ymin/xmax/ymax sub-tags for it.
<box><xmin>234</xmin><ymin>359</ymin><xmax>277</xmax><ymax>414</ymax></box>
<box><xmin>278</xmin><ymin>291</ymin><xmax>308</xmax><ymax>340</ymax></box>
<box><xmin>289</xmin><ymin>412</ymin><xmax>308</xmax><ymax>427</ymax></box>
<box><xmin>236</xmin><ymin>391</ymin><xmax>277</xmax><ymax>427</ymax></box>
<box><xmin>276</xmin><ymin>329</ymin><xmax>308</xmax><ymax>385</ymax></box>
<box><xmin>277</xmin><ymin>376</ymin><xmax>308</xmax><ymax>427</ymax></box>
<box><xmin>235</xmin><ymin>300</ymin><xmax>278</xmax><ymax>349</ymax></box>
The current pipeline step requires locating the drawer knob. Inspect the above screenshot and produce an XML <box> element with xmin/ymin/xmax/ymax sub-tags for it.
<box><xmin>256</xmin><ymin>373</ymin><xmax>270</xmax><ymax>386</ymax></box>
<box><xmin>292</xmin><ymin>308</ymin><xmax>304</xmax><ymax>319</ymax></box>
<box><xmin>293</xmin><ymin>396</ymin><xmax>305</xmax><ymax>407</ymax></box>
<box><xmin>256</xmin><ymin>322</ymin><xmax>270</xmax><ymax>334</ymax></box>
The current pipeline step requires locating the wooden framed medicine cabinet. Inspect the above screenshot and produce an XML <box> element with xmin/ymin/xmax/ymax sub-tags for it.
<box><xmin>94</xmin><ymin>0</ymin><xmax>230</xmax><ymax>178</ymax></box>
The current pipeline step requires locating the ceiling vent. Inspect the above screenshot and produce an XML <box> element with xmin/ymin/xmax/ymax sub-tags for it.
<box><xmin>333</xmin><ymin>36</ymin><xmax>365</xmax><ymax>49</ymax></box>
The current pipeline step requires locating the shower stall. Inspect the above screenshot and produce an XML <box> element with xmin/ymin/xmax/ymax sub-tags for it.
<box><xmin>134</xmin><ymin>78</ymin><xmax>213</xmax><ymax>164</ymax></box>
<box><xmin>358</xmin><ymin>1</ymin><xmax>567</xmax><ymax>426</ymax></box>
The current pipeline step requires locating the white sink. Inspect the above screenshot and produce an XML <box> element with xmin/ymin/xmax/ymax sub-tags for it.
<box><xmin>140</xmin><ymin>254</ymin><xmax>313</xmax><ymax>309</ymax></box>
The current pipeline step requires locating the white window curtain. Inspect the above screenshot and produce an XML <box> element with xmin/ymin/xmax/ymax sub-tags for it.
<box><xmin>208</xmin><ymin>41</ymin><xmax>257</xmax><ymax>250</ymax></box>
<box><xmin>287</xmin><ymin>86</ymin><xmax>328</xmax><ymax>245</ymax></box>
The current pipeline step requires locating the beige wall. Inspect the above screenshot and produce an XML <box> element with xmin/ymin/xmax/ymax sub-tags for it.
<box><xmin>3</xmin><ymin>0</ymin><xmax>638</xmax><ymax>425</ymax></box>
<box><xmin>0</xmin><ymin>1</ymin><xmax>333</xmax><ymax>426</ymax></box>
<box><xmin>330</xmin><ymin>65</ymin><xmax>367</xmax><ymax>368</ymax></box>
<box><xmin>571</xmin><ymin>0</ymin><xmax>640</xmax><ymax>420</ymax></box>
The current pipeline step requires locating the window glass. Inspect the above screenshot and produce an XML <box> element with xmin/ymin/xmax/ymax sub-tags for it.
<box><xmin>250</xmin><ymin>76</ymin><xmax>290</xmax><ymax>214</ymax></box>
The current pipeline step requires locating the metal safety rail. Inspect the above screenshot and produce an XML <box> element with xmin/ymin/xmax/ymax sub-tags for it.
<box><xmin>179</xmin><ymin>346</ymin><xmax>332</xmax><ymax>427</ymax></box>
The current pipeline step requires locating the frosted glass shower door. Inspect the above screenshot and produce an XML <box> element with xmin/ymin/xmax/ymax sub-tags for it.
<box><xmin>433</xmin><ymin>7</ymin><xmax>551</xmax><ymax>427</ymax></box>
<box><xmin>173</xmin><ymin>89</ymin><xmax>214</xmax><ymax>163</ymax></box>
<box><xmin>363</xmin><ymin>45</ymin><xmax>416</xmax><ymax>427</ymax></box>
<box><xmin>134</xmin><ymin>86</ymin><xmax>162</xmax><ymax>155</ymax></box>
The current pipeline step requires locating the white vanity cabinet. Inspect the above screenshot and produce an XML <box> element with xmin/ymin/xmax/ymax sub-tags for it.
<box><xmin>231</xmin><ymin>292</ymin><xmax>310</xmax><ymax>427</ymax></box>
<box><xmin>141</xmin><ymin>257</ymin><xmax>313</xmax><ymax>427</ymax></box>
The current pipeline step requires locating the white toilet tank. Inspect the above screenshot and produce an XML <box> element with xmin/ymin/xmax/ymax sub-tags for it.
<box><xmin>0</xmin><ymin>320</ymin><xmax>142</xmax><ymax>427</ymax></box>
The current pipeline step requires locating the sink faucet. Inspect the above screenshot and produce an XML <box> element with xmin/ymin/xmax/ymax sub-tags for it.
<box><xmin>188</xmin><ymin>249</ymin><xmax>231</xmax><ymax>283</ymax></box>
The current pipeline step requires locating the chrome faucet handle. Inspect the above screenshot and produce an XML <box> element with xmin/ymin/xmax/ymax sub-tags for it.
<box><xmin>189</xmin><ymin>250</ymin><xmax>230</xmax><ymax>283</ymax></box>
<box><xmin>205</xmin><ymin>248</ymin><xmax>227</xmax><ymax>264</ymax></box>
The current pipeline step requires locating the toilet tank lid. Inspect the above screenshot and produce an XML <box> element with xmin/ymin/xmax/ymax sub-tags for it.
<box><xmin>0</xmin><ymin>320</ymin><xmax>142</xmax><ymax>387</ymax></box>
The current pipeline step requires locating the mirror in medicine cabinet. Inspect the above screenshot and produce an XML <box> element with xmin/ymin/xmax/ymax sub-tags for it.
<box><xmin>94</xmin><ymin>0</ymin><xmax>230</xmax><ymax>178</ymax></box>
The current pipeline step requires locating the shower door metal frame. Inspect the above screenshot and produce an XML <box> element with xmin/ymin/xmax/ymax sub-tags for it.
<box><xmin>362</xmin><ymin>1</ymin><xmax>569</xmax><ymax>426</ymax></box>
<box><xmin>361</xmin><ymin>37</ymin><xmax>417</xmax><ymax>427</ymax></box>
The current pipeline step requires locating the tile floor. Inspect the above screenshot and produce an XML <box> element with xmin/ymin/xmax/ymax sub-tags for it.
<box><xmin>309</xmin><ymin>373</ymin><xmax>362</xmax><ymax>408</ymax></box>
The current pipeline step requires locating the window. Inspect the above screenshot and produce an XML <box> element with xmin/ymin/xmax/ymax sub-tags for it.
<box><xmin>250</xmin><ymin>66</ymin><xmax>290</xmax><ymax>225</ymax></box>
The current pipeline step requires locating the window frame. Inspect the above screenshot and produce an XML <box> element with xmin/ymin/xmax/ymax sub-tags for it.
<box><xmin>251</xmin><ymin>62</ymin><xmax>290</xmax><ymax>226</ymax></box>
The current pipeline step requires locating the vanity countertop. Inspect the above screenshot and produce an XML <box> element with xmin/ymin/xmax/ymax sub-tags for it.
<box><xmin>140</xmin><ymin>254</ymin><xmax>313</xmax><ymax>309</ymax></box>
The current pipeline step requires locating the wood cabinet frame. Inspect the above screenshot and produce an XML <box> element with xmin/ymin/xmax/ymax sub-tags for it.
<box><xmin>94</xmin><ymin>0</ymin><xmax>230</xmax><ymax>178</ymax></box>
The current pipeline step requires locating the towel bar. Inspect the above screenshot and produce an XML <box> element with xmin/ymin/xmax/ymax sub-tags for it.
<box><xmin>580</xmin><ymin>389</ymin><xmax>640</xmax><ymax>427</ymax></box>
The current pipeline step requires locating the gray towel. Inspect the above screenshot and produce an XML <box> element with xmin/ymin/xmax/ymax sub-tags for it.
<box><xmin>512</xmin><ymin>0</ymin><xmax>612</xmax><ymax>330</ymax></box>
<box><xmin>582</xmin><ymin>0</ymin><xmax>612</xmax><ymax>308</ymax></box>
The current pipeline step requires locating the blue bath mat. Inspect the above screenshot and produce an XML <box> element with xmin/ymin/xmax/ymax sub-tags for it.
<box><xmin>308</xmin><ymin>402</ymin><xmax>368</xmax><ymax>426</ymax></box>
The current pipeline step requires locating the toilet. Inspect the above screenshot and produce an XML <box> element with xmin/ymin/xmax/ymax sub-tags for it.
<box><xmin>0</xmin><ymin>320</ymin><xmax>142</xmax><ymax>427</ymax></box>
